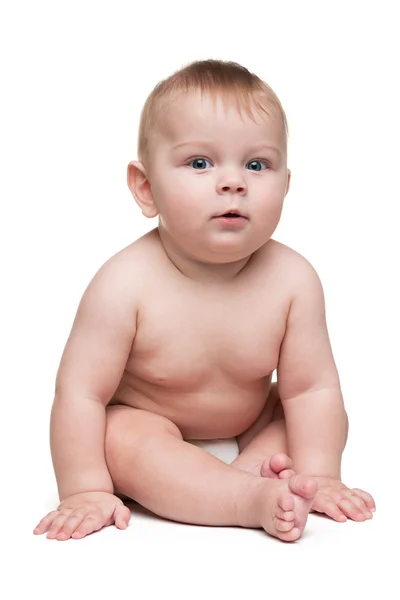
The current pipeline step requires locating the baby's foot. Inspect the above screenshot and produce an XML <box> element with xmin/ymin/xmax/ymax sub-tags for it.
<box><xmin>260</xmin><ymin>452</ymin><xmax>295</xmax><ymax>479</ymax></box>
<box><xmin>259</xmin><ymin>474</ymin><xmax>318</xmax><ymax>542</ymax></box>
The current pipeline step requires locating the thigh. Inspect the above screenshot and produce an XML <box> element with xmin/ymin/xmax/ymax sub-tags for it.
<box><xmin>105</xmin><ymin>405</ymin><xmax>183</xmax><ymax>455</ymax></box>
<box><xmin>236</xmin><ymin>382</ymin><xmax>282</xmax><ymax>452</ymax></box>
<box><xmin>105</xmin><ymin>405</ymin><xmax>183</xmax><ymax>499</ymax></box>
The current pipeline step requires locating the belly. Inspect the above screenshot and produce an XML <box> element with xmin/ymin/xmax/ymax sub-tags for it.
<box><xmin>110</xmin><ymin>275</ymin><xmax>282</xmax><ymax>438</ymax></box>
<box><xmin>111</xmin><ymin>373</ymin><xmax>272</xmax><ymax>439</ymax></box>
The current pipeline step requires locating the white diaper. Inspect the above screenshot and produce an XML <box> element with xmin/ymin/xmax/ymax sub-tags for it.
<box><xmin>187</xmin><ymin>437</ymin><xmax>239</xmax><ymax>464</ymax></box>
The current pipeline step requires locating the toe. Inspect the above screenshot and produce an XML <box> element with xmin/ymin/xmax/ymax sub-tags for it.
<box><xmin>276</xmin><ymin>507</ymin><xmax>295</xmax><ymax>521</ymax></box>
<box><xmin>269</xmin><ymin>453</ymin><xmax>293</xmax><ymax>474</ymax></box>
<box><xmin>260</xmin><ymin>461</ymin><xmax>275</xmax><ymax>478</ymax></box>
<box><xmin>278</xmin><ymin>468</ymin><xmax>295</xmax><ymax>480</ymax></box>
<box><xmin>289</xmin><ymin>474</ymin><xmax>318</xmax><ymax>499</ymax></box>
<box><xmin>275</xmin><ymin>518</ymin><xmax>295</xmax><ymax>532</ymax></box>
<box><xmin>279</xmin><ymin>493</ymin><xmax>295</xmax><ymax>512</ymax></box>
<box><xmin>279</xmin><ymin>527</ymin><xmax>302</xmax><ymax>542</ymax></box>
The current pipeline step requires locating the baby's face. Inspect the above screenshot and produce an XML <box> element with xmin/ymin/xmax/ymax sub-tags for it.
<box><xmin>146</xmin><ymin>91</ymin><xmax>290</xmax><ymax>263</ymax></box>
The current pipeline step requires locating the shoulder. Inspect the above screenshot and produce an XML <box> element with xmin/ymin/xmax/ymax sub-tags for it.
<box><xmin>87</xmin><ymin>228</ymin><xmax>159</xmax><ymax>293</ymax></box>
<box><xmin>260</xmin><ymin>239</ymin><xmax>324</xmax><ymax>298</ymax></box>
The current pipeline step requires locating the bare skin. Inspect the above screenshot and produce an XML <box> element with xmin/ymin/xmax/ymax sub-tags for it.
<box><xmin>34</xmin><ymin>90</ymin><xmax>375</xmax><ymax>542</ymax></box>
<box><xmin>105</xmin><ymin>230</ymin><xmax>321</xmax><ymax>541</ymax></box>
<box><xmin>230</xmin><ymin>385</ymin><xmax>375</xmax><ymax>522</ymax></box>
<box><xmin>103</xmin><ymin>404</ymin><xmax>318</xmax><ymax>542</ymax></box>
<box><xmin>104</xmin><ymin>231</ymin><xmax>374</xmax><ymax>527</ymax></box>
<box><xmin>34</xmin><ymin>228</ymin><xmax>374</xmax><ymax>541</ymax></box>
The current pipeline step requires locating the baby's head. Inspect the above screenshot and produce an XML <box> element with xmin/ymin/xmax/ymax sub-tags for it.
<box><xmin>128</xmin><ymin>59</ymin><xmax>291</xmax><ymax>264</ymax></box>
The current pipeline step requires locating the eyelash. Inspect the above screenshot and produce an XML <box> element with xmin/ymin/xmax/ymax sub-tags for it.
<box><xmin>186</xmin><ymin>157</ymin><xmax>271</xmax><ymax>171</ymax></box>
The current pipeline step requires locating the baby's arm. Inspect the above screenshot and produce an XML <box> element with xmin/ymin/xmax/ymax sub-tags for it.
<box><xmin>34</xmin><ymin>256</ymin><xmax>138</xmax><ymax>540</ymax></box>
<box><xmin>277</xmin><ymin>257</ymin><xmax>344</xmax><ymax>478</ymax></box>
<box><xmin>51</xmin><ymin>256</ymin><xmax>137</xmax><ymax>500</ymax></box>
<box><xmin>277</xmin><ymin>255</ymin><xmax>375</xmax><ymax>519</ymax></box>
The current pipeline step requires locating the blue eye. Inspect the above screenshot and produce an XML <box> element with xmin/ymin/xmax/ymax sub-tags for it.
<box><xmin>189</xmin><ymin>158</ymin><xmax>211</xmax><ymax>170</ymax></box>
<box><xmin>246</xmin><ymin>160</ymin><xmax>268</xmax><ymax>172</ymax></box>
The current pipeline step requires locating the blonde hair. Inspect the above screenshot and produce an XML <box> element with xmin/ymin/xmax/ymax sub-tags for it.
<box><xmin>137</xmin><ymin>59</ymin><xmax>288</xmax><ymax>167</ymax></box>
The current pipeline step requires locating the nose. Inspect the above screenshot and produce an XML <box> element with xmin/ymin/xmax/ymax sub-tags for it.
<box><xmin>216</xmin><ymin>171</ymin><xmax>247</xmax><ymax>195</ymax></box>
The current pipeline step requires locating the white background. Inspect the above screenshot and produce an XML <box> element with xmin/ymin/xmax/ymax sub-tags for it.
<box><xmin>1</xmin><ymin>1</ymin><xmax>399</xmax><ymax>598</ymax></box>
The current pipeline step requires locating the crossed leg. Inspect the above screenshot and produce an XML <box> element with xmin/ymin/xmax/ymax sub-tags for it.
<box><xmin>105</xmin><ymin>404</ymin><xmax>318</xmax><ymax>541</ymax></box>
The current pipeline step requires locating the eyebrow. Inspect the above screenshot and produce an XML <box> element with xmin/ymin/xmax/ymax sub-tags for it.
<box><xmin>172</xmin><ymin>141</ymin><xmax>282</xmax><ymax>157</ymax></box>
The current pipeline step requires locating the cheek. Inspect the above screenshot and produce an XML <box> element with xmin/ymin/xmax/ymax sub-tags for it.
<box><xmin>256</xmin><ymin>173</ymin><xmax>287</xmax><ymax>199</ymax></box>
<box><xmin>152</xmin><ymin>177</ymin><xmax>199</xmax><ymax>230</ymax></box>
<box><xmin>175</xmin><ymin>169</ymin><xmax>210</xmax><ymax>193</ymax></box>
<box><xmin>165</xmin><ymin>171</ymin><xmax>209</xmax><ymax>211</ymax></box>
<box><xmin>252</xmin><ymin>178</ymin><xmax>285</xmax><ymax>218</ymax></box>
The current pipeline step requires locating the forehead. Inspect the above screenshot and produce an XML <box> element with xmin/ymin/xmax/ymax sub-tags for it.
<box><xmin>156</xmin><ymin>90</ymin><xmax>285</xmax><ymax>149</ymax></box>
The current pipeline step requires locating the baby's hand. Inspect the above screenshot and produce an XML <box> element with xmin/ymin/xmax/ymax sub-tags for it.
<box><xmin>33</xmin><ymin>491</ymin><xmax>131</xmax><ymax>541</ymax></box>
<box><xmin>311</xmin><ymin>477</ymin><xmax>376</xmax><ymax>522</ymax></box>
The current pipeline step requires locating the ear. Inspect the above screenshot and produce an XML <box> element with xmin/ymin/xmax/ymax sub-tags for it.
<box><xmin>285</xmin><ymin>168</ymin><xmax>291</xmax><ymax>196</ymax></box>
<box><xmin>127</xmin><ymin>161</ymin><xmax>159</xmax><ymax>218</ymax></box>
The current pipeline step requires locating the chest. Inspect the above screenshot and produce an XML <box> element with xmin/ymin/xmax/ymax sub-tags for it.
<box><xmin>128</xmin><ymin>286</ymin><xmax>288</xmax><ymax>388</ymax></box>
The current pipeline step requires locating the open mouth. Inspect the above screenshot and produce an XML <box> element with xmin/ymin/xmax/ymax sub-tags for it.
<box><xmin>217</xmin><ymin>212</ymin><xmax>247</xmax><ymax>219</ymax></box>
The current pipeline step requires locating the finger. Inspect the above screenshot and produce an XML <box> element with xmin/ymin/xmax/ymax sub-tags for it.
<box><xmin>71</xmin><ymin>516</ymin><xmax>103</xmax><ymax>539</ymax></box>
<box><xmin>337</xmin><ymin>497</ymin><xmax>366</xmax><ymax>521</ymax></box>
<box><xmin>115</xmin><ymin>505</ymin><xmax>131</xmax><ymax>529</ymax></box>
<box><xmin>33</xmin><ymin>511</ymin><xmax>59</xmax><ymax>534</ymax></box>
<box><xmin>55</xmin><ymin>514</ymin><xmax>87</xmax><ymax>541</ymax></box>
<box><xmin>347</xmin><ymin>493</ymin><xmax>373</xmax><ymax>518</ymax></box>
<box><xmin>313</xmin><ymin>496</ymin><xmax>347</xmax><ymax>522</ymax></box>
<box><xmin>351</xmin><ymin>488</ymin><xmax>376</xmax><ymax>512</ymax></box>
<box><xmin>46</xmin><ymin>513</ymin><xmax>71</xmax><ymax>538</ymax></box>
<box><xmin>311</xmin><ymin>493</ymin><xmax>328</xmax><ymax>513</ymax></box>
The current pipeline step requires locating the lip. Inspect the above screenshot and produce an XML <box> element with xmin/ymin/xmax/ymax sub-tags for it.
<box><xmin>214</xmin><ymin>215</ymin><xmax>248</xmax><ymax>228</ymax></box>
<box><xmin>213</xmin><ymin>209</ymin><xmax>248</xmax><ymax>219</ymax></box>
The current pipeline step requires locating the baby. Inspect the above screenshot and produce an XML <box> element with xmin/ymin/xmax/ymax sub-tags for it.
<box><xmin>34</xmin><ymin>59</ymin><xmax>375</xmax><ymax>542</ymax></box>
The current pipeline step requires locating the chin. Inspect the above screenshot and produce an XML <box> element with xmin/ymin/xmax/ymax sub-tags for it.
<box><xmin>208</xmin><ymin>236</ymin><xmax>266</xmax><ymax>258</ymax></box>
<box><xmin>198</xmin><ymin>246</ymin><xmax>256</xmax><ymax>264</ymax></box>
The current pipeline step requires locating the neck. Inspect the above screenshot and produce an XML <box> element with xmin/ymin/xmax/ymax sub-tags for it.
<box><xmin>156</xmin><ymin>226</ymin><xmax>253</xmax><ymax>284</ymax></box>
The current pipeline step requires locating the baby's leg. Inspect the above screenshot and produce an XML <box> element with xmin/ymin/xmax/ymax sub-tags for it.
<box><xmin>105</xmin><ymin>405</ymin><xmax>317</xmax><ymax>541</ymax></box>
<box><xmin>232</xmin><ymin>383</ymin><xmax>288</xmax><ymax>476</ymax></box>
